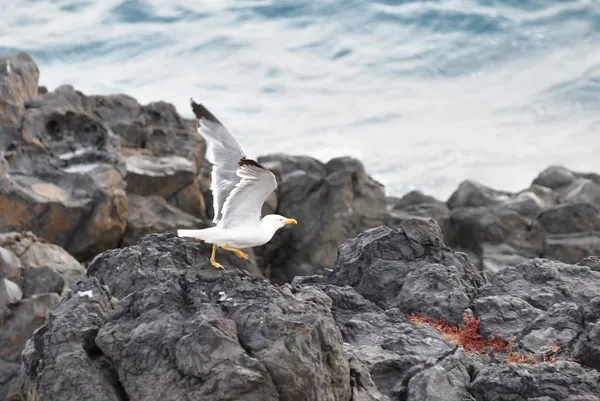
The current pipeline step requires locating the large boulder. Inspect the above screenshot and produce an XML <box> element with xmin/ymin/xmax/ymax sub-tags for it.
<box><xmin>445</xmin><ymin>206</ymin><xmax>545</xmax><ymax>275</ymax></box>
<box><xmin>19</xmin><ymin>233</ymin><xmax>351</xmax><ymax>401</ymax></box>
<box><xmin>254</xmin><ymin>155</ymin><xmax>387</xmax><ymax>283</ymax></box>
<box><xmin>537</xmin><ymin>202</ymin><xmax>600</xmax><ymax>264</ymax></box>
<box><xmin>0</xmin><ymin>78</ymin><xmax>128</xmax><ymax>261</ymax></box>
<box><xmin>385</xmin><ymin>190</ymin><xmax>450</xmax><ymax>230</ymax></box>
<box><xmin>329</xmin><ymin>218</ymin><xmax>484</xmax><ymax>325</ymax></box>
<box><xmin>88</xmin><ymin>95</ymin><xmax>207</xmax><ymax>219</ymax></box>
<box><xmin>532</xmin><ymin>165</ymin><xmax>600</xmax><ymax>207</ymax></box>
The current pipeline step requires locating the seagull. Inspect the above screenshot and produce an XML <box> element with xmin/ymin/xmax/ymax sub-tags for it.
<box><xmin>177</xmin><ymin>99</ymin><xmax>297</xmax><ymax>269</ymax></box>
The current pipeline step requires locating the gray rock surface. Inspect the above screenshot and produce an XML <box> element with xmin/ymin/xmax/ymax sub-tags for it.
<box><xmin>0</xmin><ymin>77</ymin><xmax>128</xmax><ymax>261</ymax></box>
<box><xmin>254</xmin><ymin>154</ymin><xmax>387</xmax><ymax>283</ymax></box>
<box><xmin>330</xmin><ymin>219</ymin><xmax>484</xmax><ymax>324</ymax></box>
<box><xmin>20</xmin><ymin>232</ymin><xmax>351</xmax><ymax>401</ymax></box>
<box><xmin>385</xmin><ymin>190</ymin><xmax>451</xmax><ymax>230</ymax></box>
<box><xmin>17</xmin><ymin>220</ymin><xmax>600</xmax><ymax>401</ymax></box>
<box><xmin>470</xmin><ymin>362</ymin><xmax>600</xmax><ymax>401</ymax></box>
<box><xmin>0</xmin><ymin>232</ymin><xmax>83</xmax><ymax>400</ymax></box>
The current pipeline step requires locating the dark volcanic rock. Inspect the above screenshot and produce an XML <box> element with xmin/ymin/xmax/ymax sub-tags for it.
<box><xmin>447</xmin><ymin>179</ymin><xmax>512</xmax><ymax>210</ymax></box>
<box><xmin>21</xmin><ymin>233</ymin><xmax>351</xmax><ymax>401</ymax></box>
<box><xmin>121</xmin><ymin>194</ymin><xmax>208</xmax><ymax>247</ymax></box>
<box><xmin>472</xmin><ymin>295</ymin><xmax>543</xmax><ymax>340</ymax></box>
<box><xmin>470</xmin><ymin>362</ymin><xmax>600</xmax><ymax>401</ymax></box>
<box><xmin>478</xmin><ymin>258</ymin><xmax>600</xmax><ymax>311</ymax></box>
<box><xmin>316</xmin><ymin>284</ymin><xmax>459</xmax><ymax>399</ymax></box>
<box><xmin>20</xmin><ymin>278</ymin><xmax>122</xmax><ymax>401</ymax></box>
<box><xmin>88</xmin><ymin>95</ymin><xmax>206</xmax><ymax>212</ymax></box>
<box><xmin>0</xmin><ymin>81</ymin><xmax>128</xmax><ymax>261</ymax></box>
<box><xmin>254</xmin><ymin>155</ymin><xmax>387</xmax><ymax>284</ymax></box>
<box><xmin>17</xmin><ymin>216</ymin><xmax>600</xmax><ymax>401</ymax></box>
<box><xmin>0</xmin><ymin>231</ymin><xmax>83</xmax><ymax>399</ymax></box>
<box><xmin>537</xmin><ymin>202</ymin><xmax>600</xmax><ymax>264</ymax></box>
<box><xmin>330</xmin><ymin>218</ymin><xmax>484</xmax><ymax>324</ymax></box>
<box><xmin>385</xmin><ymin>190</ymin><xmax>451</xmax><ymax>230</ymax></box>
<box><xmin>445</xmin><ymin>206</ymin><xmax>545</xmax><ymax>275</ymax></box>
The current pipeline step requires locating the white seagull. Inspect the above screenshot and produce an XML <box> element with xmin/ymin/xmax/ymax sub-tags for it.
<box><xmin>177</xmin><ymin>99</ymin><xmax>297</xmax><ymax>269</ymax></box>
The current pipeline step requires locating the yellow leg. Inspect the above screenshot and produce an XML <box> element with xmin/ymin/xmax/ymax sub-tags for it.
<box><xmin>209</xmin><ymin>244</ymin><xmax>224</xmax><ymax>269</ymax></box>
<box><xmin>222</xmin><ymin>244</ymin><xmax>249</xmax><ymax>260</ymax></box>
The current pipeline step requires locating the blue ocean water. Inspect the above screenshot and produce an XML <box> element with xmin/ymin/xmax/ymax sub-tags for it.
<box><xmin>1</xmin><ymin>0</ymin><xmax>599</xmax><ymax>199</ymax></box>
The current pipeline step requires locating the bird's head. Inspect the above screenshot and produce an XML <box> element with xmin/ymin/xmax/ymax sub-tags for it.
<box><xmin>262</xmin><ymin>214</ymin><xmax>297</xmax><ymax>231</ymax></box>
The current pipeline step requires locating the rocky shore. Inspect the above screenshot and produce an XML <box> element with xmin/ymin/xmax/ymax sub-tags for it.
<box><xmin>2</xmin><ymin>52</ymin><xmax>600</xmax><ymax>400</ymax></box>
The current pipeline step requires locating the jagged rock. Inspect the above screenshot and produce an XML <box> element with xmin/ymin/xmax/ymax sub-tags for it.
<box><xmin>318</xmin><ymin>284</ymin><xmax>457</xmax><ymax>399</ymax></box>
<box><xmin>447</xmin><ymin>179</ymin><xmax>511</xmax><ymax>210</ymax></box>
<box><xmin>121</xmin><ymin>194</ymin><xmax>207</xmax><ymax>247</ymax></box>
<box><xmin>19</xmin><ymin>278</ymin><xmax>122</xmax><ymax>401</ymax></box>
<box><xmin>516</xmin><ymin>302</ymin><xmax>583</xmax><ymax>355</ymax></box>
<box><xmin>472</xmin><ymin>295</ymin><xmax>543</xmax><ymax>340</ymax></box>
<box><xmin>345</xmin><ymin>345</ymin><xmax>392</xmax><ymax>401</ymax></box>
<box><xmin>405</xmin><ymin>349</ymin><xmax>474</xmax><ymax>401</ymax></box>
<box><xmin>89</xmin><ymin>95</ymin><xmax>207</xmax><ymax>218</ymax></box>
<box><xmin>19</xmin><ymin>233</ymin><xmax>352</xmax><ymax>401</ymax></box>
<box><xmin>470</xmin><ymin>362</ymin><xmax>600</xmax><ymax>400</ymax></box>
<box><xmin>385</xmin><ymin>190</ymin><xmax>450</xmax><ymax>230</ymax></box>
<box><xmin>478</xmin><ymin>259</ymin><xmax>600</xmax><ymax>311</ymax></box>
<box><xmin>445</xmin><ymin>206</ymin><xmax>545</xmax><ymax>275</ymax></box>
<box><xmin>254</xmin><ymin>155</ymin><xmax>387</xmax><ymax>283</ymax></box>
<box><xmin>537</xmin><ymin>202</ymin><xmax>600</xmax><ymax>264</ymax></box>
<box><xmin>330</xmin><ymin>219</ymin><xmax>484</xmax><ymax>324</ymax></box>
<box><xmin>1</xmin><ymin>81</ymin><xmax>128</xmax><ymax>261</ymax></box>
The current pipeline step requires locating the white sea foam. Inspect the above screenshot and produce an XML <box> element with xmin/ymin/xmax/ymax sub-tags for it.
<box><xmin>2</xmin><ymin>0</ymin><xmax>599</xmax><ymax>198</ymax></box>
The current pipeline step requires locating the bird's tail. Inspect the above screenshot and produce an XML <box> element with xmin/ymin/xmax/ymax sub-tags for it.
<box><xmin>177</xmin><ymin>227</ymin><xmax>219</xmax><ymax>242</ymax></box>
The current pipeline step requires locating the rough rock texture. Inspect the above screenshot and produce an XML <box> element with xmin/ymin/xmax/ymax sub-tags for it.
<box><xmin>89</xmin><ymin>94</ymin><xmax>207</xmax><ymax>219</ymax></box>
<box><xmin>330</xmin><ymin>219</ymin><xmax>484</xmax><ymax>324</ymax></box>
<box><xmin>0</xmin><ymin>231</ymin><xmax>83</xmax><ymax>401</ymax></box>
<box><xmin>254</xmin><ymin>154</ymin><xmax>387</xmax><ymax>283</ymax></box>
<box><xmin>0</xmin><ymin>53</ymin><xmax>213</xmax><ymax>261</ymax></box>
<box><xmin>20</xmin><ymin>233</ymin><xmax>351</xmax><ymax>401</ymax></box>
<box><xmin>0</xmin><ymin>55</ymin><xmax>128</xmax><ymax>261</ymax></box>
<box><xmin>470</xmin><ymin>362</ymin><xmax>600</xmax><ymax>401</ymax></box>
<box><xmin>17</xmin><ymin>220</ymin><xmax>600</xmax><ymax>401</ymax></box>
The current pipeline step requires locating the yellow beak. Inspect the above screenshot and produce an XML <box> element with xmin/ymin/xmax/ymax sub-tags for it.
<box><xmin>284</xmin><ymin>218</ymin><xmax>297</xmax><ymax>225</ymax></box>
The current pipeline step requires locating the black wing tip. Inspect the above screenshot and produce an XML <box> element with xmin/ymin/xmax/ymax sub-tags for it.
<box><xmin>238</xmin><ymin>157</ymin><xmax>266</xmax><ymax>170</ymax></box>
<box><xmin>190</xmin><ymin>98</ymin><xmax>222</xmax><ymax>125</ymax></box>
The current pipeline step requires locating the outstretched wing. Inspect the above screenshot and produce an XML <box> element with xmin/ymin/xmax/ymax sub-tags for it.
<box><xmin>218</xmin><ymin>158</ymin><xmax>278</xmax><ymax>228</ymax></box>
<box><xmin>190</xmin><ymin>99</ymin><xmax>246</xmax><ymax>224</ymax></box>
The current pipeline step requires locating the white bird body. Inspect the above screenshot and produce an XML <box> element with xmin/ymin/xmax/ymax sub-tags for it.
<box><xmin>177</xmin><ymin>215</ymin><xmax>283</xmax><ymax>248</ymax></box>
<box><xmin>177</xmin><ymin>100</ymin><xmax>297</xmax><ymax>268</ymax></box>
